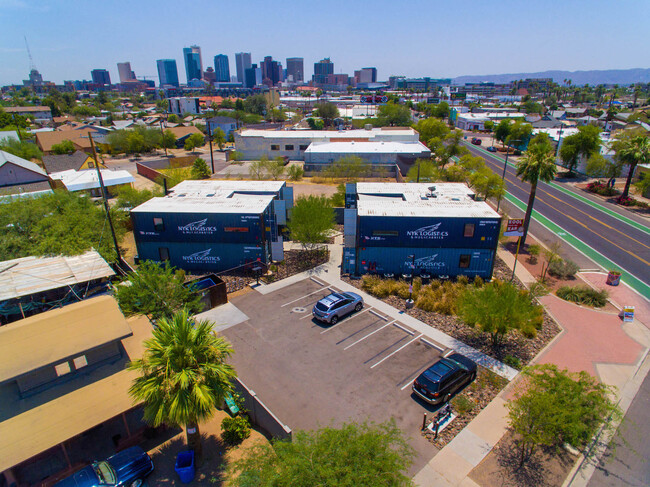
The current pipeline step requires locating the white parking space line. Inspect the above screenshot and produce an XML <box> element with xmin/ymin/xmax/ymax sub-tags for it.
<box><xmin>370</xmin><ymin>334</ymin><xmax>424</xmax><ymax>369</ymax></box>
<box><xmin>343</xmin><ymin>320</ymin><xmax>396</xmax><ymax>350</ymax></box>
<box><xmin>310</xmin><ymin>277</ymin><xmax>326</xmax><ymax>286</ymax></box>
<box><xmin>320</xmin><ymin>308</ymin><xmax>371</xmax><ymax>334</ymax></box>
<box><xmin>421</xmin><ymin>338</ymin><xmax>444</xmax><ymax>351</ymax></box>
<box><xmin>301</xmin><ymin>312</ymin><xmax>317</xmax><ymax>320</ymax></box>
<box><xmin>401</xmin><ymin>373</ymin><xmax>420</xmax><ymax>391</ymax></box>
<box><xmin>280</xmin><ymin>287</ymin><xmax>336</xmax><ymax>307</ymax></box>
<box><xmin>392</xmin><ymin>322</ymin><xmax>415</xmax><ymax>336</ymax></box>
<box><xmin>369</xmin><ymin>309</ymin><xmax>388</xmax><ymax>321</ymax></box>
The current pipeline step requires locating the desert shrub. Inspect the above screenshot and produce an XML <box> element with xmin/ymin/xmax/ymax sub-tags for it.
<box><xmin>503</xmin><ymin>355</ymin><xmax>522</xmax><ymax>370</ymax></box>
<box><xmin>548</xmin><ymin>258</ymin><xmax>579</xmax><ymax>279</ymax></box>
<box><xmin>587</xmin><ymin>180</ymin><xmax>617</xmax><ymax>196</ymax></box>
<box><xmin>415</xmin><ymin>280</ymin><xmax>465</xmax><ymax>315</ymax></box>
<box><xmin>456</xmin><ymin>275</ymin><xmax>469</xmax><ymax>285</ymax></box>
<box><xmin>221</xmin><ymin>416</ymin><xmax>251</xmax><ymax>445</ymax></box>
<box><xmin>473</xmin><ymin>276</ymin><xmax>484</xmax><ymax>288</ymax></box>
<box><xmin>529</xmin><ymin>280</ymin><xmax>549</xmax><ymax>297</ymax></box>
<box><xmin>527</xmin><ymin>244</ymin><xmax>541</xmax><ymax>264</ymax></box>
<box><xmin>451</xmin><ymin>395</ymin><xmax>475</xmax><ymax>415</ymax></box>
<box><xmin>556</xmin><ymin>286</ymin><xmax>608</xmax><ymax>308</ymax></box>
<box><xmin>287</xmin><ymin>164</ymin><xmax>304</xmax><ymax>181</ymax></box>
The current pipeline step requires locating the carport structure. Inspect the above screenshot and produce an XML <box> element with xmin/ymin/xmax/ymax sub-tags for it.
<box><xmin>222</xmin><ymin>277</ymin><xmax>452</xmax><ymax>472</ymax></box>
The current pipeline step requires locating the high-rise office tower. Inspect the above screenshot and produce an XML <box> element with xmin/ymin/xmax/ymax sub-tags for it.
<box><xmin>286</xmin><ymin>57</ymin><xmax>304</xmax><ymax>82</ymax></box>
<box><xmin>117</xmin><ymin>62</ymin><xmax>136</xmax><ymax>83</ymax></box>
<box><xmin>157</xmin><ymin>59</ymin><xmax>180</xmax><ymax>87</ymax></box>
<box><xmin>358</xmin><ymin>67</ymin><xmax>377</xmax><ymax>83</ymax></box>
<box><xmin>261</xmin><ymin>56</ymin><xmax>281</xmax><ymax>86</ymax></box>
<box><xmin>213</xmin><ymin>54</ymin><xmax>230</xmax><ymax>82</ymax></box>
<box><xmin>183</xmin><ymin>45</ymin><xmax>203</xmax><ymax>83</ymax></box>
<box><xmin>235</xmin><ymin>52</ymin><xmax>252</xmax><ymax>83</ymax></box>
<box><xmin>244</xmin><ymin>63</ymin><xmax>262</xmax><ymax>88</ymax></box>
<box><xmin>313</xmin><ymin>58</ymin><xmax>334</xmax><ymax>85</ymax></box>
<box><xmin>91</xmin><ymin>69</ymin><xmax>111</xmax><ymax>86</ymax></box>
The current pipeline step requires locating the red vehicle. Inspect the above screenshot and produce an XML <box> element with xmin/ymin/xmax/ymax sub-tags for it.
<box><xmin>471</xmin><ymin>138</ymin><xmax>482</xmax><ymax>145</ymax></box>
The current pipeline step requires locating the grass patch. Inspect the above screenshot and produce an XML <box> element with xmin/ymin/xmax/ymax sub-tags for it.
<box><xmin>556</xmin><ymin>285</ymin><xmax>608</xmax><ymax>308</ymax></box>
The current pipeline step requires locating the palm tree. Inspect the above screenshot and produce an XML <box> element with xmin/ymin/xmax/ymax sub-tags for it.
<box><xmin>128</xmin><ymin>309</ymin><xmax>236</xmax><ymax>463</ymax></box>
<box><xmin>516</xmin><ymin>138</ymin><xmax>558</xmax><ymax>246</ymax></box>
<box><xmin>614</xmin><ymin>131</ymin><xmax>650</xmax><ymax>200</ymax></box>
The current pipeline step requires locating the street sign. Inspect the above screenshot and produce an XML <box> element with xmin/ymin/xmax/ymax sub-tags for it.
<box><xmin>622</xmin><ymin>306</ymin><xmax>635</xmax><ymax>322</ymax></box>
<box><xmin>504</xmin><ymin>218</ymin><xmax>525</xmax><ymax>237</ymax></box>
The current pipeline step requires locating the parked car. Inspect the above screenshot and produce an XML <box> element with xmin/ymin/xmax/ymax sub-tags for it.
<box><xmin>486</xmin><ymin>146</ymin><xmax>497</xmax><ymax>152</ymax></box>
<box><xmin>312</xmin><ymin>292</ymin><xmax>363</xmax><ymax>324</ymax></box>
<box><xmin>412</xmin><ymin>353</ymin><xmax>477</xmax><ymax>405</ymax></box>
<box><xmin>55</xmin><ymin>446</ymin><xmax>154</xmax><ymax>487</ymax></box>
<box><xmin>471</xmin><ymin>138</ymin><xmax>482</xmax><ymax>145</ymax></box>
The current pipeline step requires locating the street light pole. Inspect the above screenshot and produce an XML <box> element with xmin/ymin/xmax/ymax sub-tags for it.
<box><xmin>207</xmin><ymin>120</ymin><xmax>215</xmax><ymax>174</ymax></box>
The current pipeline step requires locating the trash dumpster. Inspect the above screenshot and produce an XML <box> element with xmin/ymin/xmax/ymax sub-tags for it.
<box><xmin>175</xmin><ymin>450</ymin><xmax>195</xmax><ymax>483</ymax></box>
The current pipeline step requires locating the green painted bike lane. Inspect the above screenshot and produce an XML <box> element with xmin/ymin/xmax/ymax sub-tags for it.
<box><xmin>504</xmin><ymin>192</ymin><xmax>650</xmax><ymax>299</ymax></box>
<box><xmin>467</xmin><ymin>142</ymin><xmax>650</xmax><ymax>235</ymax></box>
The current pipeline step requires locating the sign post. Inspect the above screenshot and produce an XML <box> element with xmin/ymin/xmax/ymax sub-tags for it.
<box><xmin>503</xmin><ymin>219</ymin><xmax>525</xmax><ymax>281</ymax></box>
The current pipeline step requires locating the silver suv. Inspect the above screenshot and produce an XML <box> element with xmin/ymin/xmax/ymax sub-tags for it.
<box><xmin>312</xmin><ymin>292</ymin><xmax>363</xmax><ymax>324</ymax></box>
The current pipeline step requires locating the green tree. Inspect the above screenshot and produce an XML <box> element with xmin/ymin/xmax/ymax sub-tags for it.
<box><xmin>559</xmin><ymin>125</ymin><xmax>601</xmax><ymax>176</ymax></box>
<box><xmin>288</xmin><ymin>195</ymin><xmax>335</xmax><ymax>251</ymax></box>
<box><xmin>184</xmin><ymin>132</ymin><xmax>205</xmax><ymax>152</ymax></box>
<box><xmin>128</xmin><ymin>309</ymin><xmax>236</xmax><ymax>462</ymax></box>
<box><xmin>516</xmin><ymin>140</ymin><xmax>557</xmax><ymax>246</ymax></box>
<box><xmin>265</xmin><ymin>156</ymin><xmax>286</xmax><ymax>180</ymax></box>
<box><xmin>114</xmin><ymin>260</ymin><xmax>203</xmax><ymax>321</ymax></box>
<box><xmin>508</xmin><ymin>364</ymin><xmax>620</xmax><ymax>466</ymax></box>
<box><xmin>494</xmin><ymin>119</ymin><xmax>511</xmax><ymax>148</ymax></box>
<box><xmin>612</xmin><ymin>128</ymin><xmax>650</xmax><ymax>199</ymax></box>
<box><xmin>114</xmin><ymin>185</ymin><xmax>163</xmax><ymax>210</ymax></box>
<box><xmin>432</xmin><ymin>101</ymin><xmax>450</xmax><ymax>119</ymax></box>
<box><xmin>213</xmin><ymin>127</ymin><xmax>226</xmax><ymax>150</ymax></box>
<box><xmin>244</xmin><ymin>94</ymin><xmax>268</xmax><ymax>116</ymax></box>
<box><xmin>330</xmin><ymin>183</ymin><xmax>346</xmax><ymax>207</ymax></box>
<box><xmin>0</xmin><ymin>137</ymin><xmax>43</xmax><ymax>161</ymax></box>
<box><xmin>458</xmin><ymin>280</ymin><xmax>543</xmax><ymax>349</ymax></box>
<box><xmin>324</xmin><ymin>155</ymin><xmax>370</xmax><ymax>181</ymax></box>
<box><xmin>585</xmin><ymin>152</ymin><xmax>620</xmax><ymax>183</ymax></box>
<box><xmin>160</xmin><ymin>129</ymin><xmax>177</xmax><ymax>156</ymax></box>
<box><xmin>167</xmin><ymin>113</ymin><xmax>180</xmax><ymax>123</ymax></box>
<box><xmin>314</xmin><ymin>102</ymin><xmax>340</xmax><ymax>127</ymax></box>
<box><xmin>406</xmin><ymin>158</ymin><xmax>439</xmax><ymax>182</ymax></box>
<box><xmin>413</xmin><ymin>117</ymin><xmax>450</xmax><ymax>144</ymax></box>
<box><xmin>50</xmin><ymin>140</ymin><xmax>76</xmax><ymax>155</ymax></box>
<box><xmin>307</xmin><ymin>117</ymin><xmax>324</xmax><ymax>130</ymax></box>
<box><xmin>483</xmin><ymin>120</ymin><xmax>494</xmax><ymax>133</ymax></box>
<box><xmin>0</xmin><ymin>190</ymin><xmax>125</xmax><ymax>262</ymax></box>
<box><xmin>190</xmin><ymin>157</ymin><xmax>211</xmax><ymax>179</ymax></box>
<box><xmin>287</xmin><ymin>164</ymin><xmax>304</xmax><ymax>181</ymax></box>
<box><xmin>126</xmin><ymin>131</ymin><xmax>145</xmax><ymax>154</ymax></box>
<box><xmin>439</xmin><ymin>129</ymin><xmax>468</xmax><ymax>167</ymax></box>
<box><xmin>249</xmin><ymin>156</ymin><xmax>268</xmax><ymax>179</ymax></box>
<box><xmin>377</xmin><ymin>102</ymin><xmax>412</xmax><ymax>126</ymax></box>
<box><xmin>230</xmin><ymin>420</ymin><xmax>414</xmax><ymax>487</ymax></box>
<box><xmin>507</xmin><ymin>120</ymin><xmax>533</xmax><ymax>149</ymax></box>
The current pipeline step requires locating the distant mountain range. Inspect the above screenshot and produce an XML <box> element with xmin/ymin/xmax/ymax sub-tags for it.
<box><xmin>452</xmin><ymin>68</ymin><xmax>650</xmax><ymax>86</ymax></box>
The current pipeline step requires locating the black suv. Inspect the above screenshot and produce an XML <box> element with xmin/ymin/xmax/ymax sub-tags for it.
<box><xmin>412</xmin><ymin>353</ymin><xmax>477</xmax><ymax>405</ymax></box>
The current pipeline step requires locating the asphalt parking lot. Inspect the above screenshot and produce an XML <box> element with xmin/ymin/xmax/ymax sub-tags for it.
<box><xmin>222</xmin><ymin>277</ymin><xmax>449</xmax><ymax>472</ymax></box>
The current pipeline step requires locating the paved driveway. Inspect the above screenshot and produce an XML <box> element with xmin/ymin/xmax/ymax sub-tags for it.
<box><xmin>222</xmin><ymin>278</ymin><xmax>447</xmax><ymax>473</ymax></box>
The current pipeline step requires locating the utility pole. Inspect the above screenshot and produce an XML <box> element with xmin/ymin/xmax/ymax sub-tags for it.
<box><xmin>496</xmin><ymin>139</ymin><xmax>521</xmax><ymax>213</ymax></box>
<box><xmin>159</xmin><ymin>118</ymin><xmax>167</xmax><ymax>157</ymax></box>
<box><xmin>88</xmin><ymin>133</ymin><xmax>122</xmax><ymax>265</ymax></box>
<box><xmin>206</xmin><ymin>120</ymin><xmax>215</xmax><ymax>173</ymax></box>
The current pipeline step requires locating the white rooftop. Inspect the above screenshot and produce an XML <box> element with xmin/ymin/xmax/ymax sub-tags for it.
<box><xmin>132</xmin><ymin>180</ymin><xmax>285</xmax><ymax>215</ymax></box>
<box><xmin>354</xmin><ymin>183</ymin><xmax>500</xmax><ymax>218</ymax></box>
<box><xmin>305</xmin><ymin>141</ymin><xmax>430</xmax><ymax>154</ymax></box>
<box><xmin>49</xmin><ymin>169</ymin><xmax>135</xmax><ymax>192</ymax></box>
<box><xmin>239</xmin><ymin>127</ymin><xmax>418</xmax><ymax>140</ymax></box>
<box><xmin>0</xmin><ymin>250</ymin><xmax>114</xmax><ymax>301</ymax></box>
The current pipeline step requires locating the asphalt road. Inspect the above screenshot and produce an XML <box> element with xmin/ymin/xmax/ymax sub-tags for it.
<box><xmin>587</xmin><ymin>370</ymin><xmax>650</xmax><ymax>487</ymax></box>
<box><xmin>463</xmin><ymin>142</ymin><xmax>650</xmax><ymax>296</ymax></box>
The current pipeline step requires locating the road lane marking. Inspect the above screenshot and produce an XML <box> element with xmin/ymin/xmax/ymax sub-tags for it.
<box><xmin>370</xmin><ymin>334</ymin><xmax>423</xmax><ymax>369</ymax></box>
<box><xmin>343</xmin><ymin>320</ymin><xmax>396</xmax><ymax>350</ymax></box>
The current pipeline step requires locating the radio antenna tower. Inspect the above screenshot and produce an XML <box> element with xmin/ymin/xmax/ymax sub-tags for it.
<box><xmin>24</xmin><ymin>36</ymin><xmax>37</xmax><ymax>71</ymax></box>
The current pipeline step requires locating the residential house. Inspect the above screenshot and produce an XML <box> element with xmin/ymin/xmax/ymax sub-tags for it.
<box><xmin>35</xmin><ymin>128</ymin><xmax>107</xmax><ymax>155</ymax></box>
<box><xmin>0</xmin><ymin>296</ymin><xmax>153</xmax><ymax>486</ymax></box>
<box><xmin>42</xmin><ymin>150</ymin><xmax>105</xmax><ymax>175</ymax></box>
<box><xmin>167</xmin><ymin>125</ymin><xmax>204</xmax><ymax>148</ymax></box>
<box><xmin>0</xmin><ymin>150</ymin><xmax>52</xmax><ymax>198</ymax></box>
<box><xmin>3</xmin><ymin>106</ymin><xmax>52</xmax><ymax>122</ymax></box>
<box><xmin>206</xmin><ymin>116</ymin><xmax>238</xmax><ymax>139</ymax></box>
<box><xmin>49</xmin><ymin>168</ymin><xmax>135</xmax><ymax>197</ymax></box>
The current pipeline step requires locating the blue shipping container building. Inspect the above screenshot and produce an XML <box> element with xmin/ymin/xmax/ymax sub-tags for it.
<box><xmin>342</xmin><ymin>182</ymin><xmax>501</xmax><ymax>278</ymax></box>
<box><xmin>131</xmin><ymin>180</ymin><xmax>293</xmax><ymax>273</ymax></box>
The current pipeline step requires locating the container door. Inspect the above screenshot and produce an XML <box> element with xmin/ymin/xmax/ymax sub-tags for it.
<box><xmin>271</xmin><ymin>237</ymin><xmax>284</xmax><ymax>262</ymax></box>
<box><xmin>274</xmin><ymin>199</ymin><xmax>287</xmax><ymax>225</ymax></box>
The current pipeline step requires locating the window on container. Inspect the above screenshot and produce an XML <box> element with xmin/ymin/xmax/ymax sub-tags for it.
<box><xmin>299</xmin><ymin>144</ymin><xmax>309</xmax><ymax>150</ymax></box>
<box><xmin>271</xmin><ymin>144</ymin><xmax>280</xmax><ymax>150</ymax></box>
<box><xmin>463</xmin><ymin>223</ymin><xmax>475</xmax><ymax>238</ymax></box>
<box><xmin>372</xmin><ymin>230</ymin><xmax>399</xmax><ymax>237</ymax></box>
<box><xmin>153</xmin><ymin>217</ymin><xmax>164</xmax><ymax>232</ymax></box>
<box><xmin>159</xmin><ymin>247</ymin><xmax>170</xmax><ymax>261</ymax></box>
<box><xmin>73</xmin><ymin>355</ymin><xmax>88</xmax><ymax>369</ymax></box>
<box><xmin>55</xmin><ymin>362</ymin><xmax>71</xmax><ymax>377</ymax></box>
<box><xmin>285</xmin><ymin>145</ymin><xmax>294</xmax><ymax>150</ymax></box>
<box><xmin>459</xmin><ymin>254</ymin><xmax>471</xmax><ymax>268</ymax></box>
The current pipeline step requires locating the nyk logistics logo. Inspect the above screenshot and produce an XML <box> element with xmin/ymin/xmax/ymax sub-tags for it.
<box><xmin>182</xmin><ymin>248</ymin><xmax>221</xmax><ymax>264</ymax></box>
<box><xmin>178</xmin><ymin>218</ymin><xmax>218</xmax><ymax>235</ymax></box>
<box><xmin>406</xmin><ymin>223</ymin><xmax>448</xmax><ymax>240</ymax></box>
<box><xmin>411</xmin><ymin>254</ymin><xmax>446</xmax><ymax>270</ymax></box>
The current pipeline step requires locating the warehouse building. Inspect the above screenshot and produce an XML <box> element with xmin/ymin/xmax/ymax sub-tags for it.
<box><xmin>131</xmin><ymin>180</ymin><xmax>293</xmax><ymax>273</ymax></box>
<box><xmin>234</xmin><ymin>127</ymin><xmax>420</xmax><ymax>161</ymax></box>
<box><xmin>342</xmin><ymin>183</ymin><xmax>501</xmax><ymax>279</ymax></box>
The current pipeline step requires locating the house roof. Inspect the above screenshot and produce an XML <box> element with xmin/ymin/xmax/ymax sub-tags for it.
<box><xmin>0</xmin><ymin>130</ymin><xmax>20</xmax><ymax>143</ymax></box>
<box><xmin>3</xmin><ymin>106</ymin><xmax>51</xmax><ymax>114</ymax></box>
<box><xmin>550</xmin><ymin>110</ymin><xmax>566</xmax><ymax>119</ymax></box>
<box><xmin>167</xmin><ymin>125</ymin><xmax>203</xmax><ymax>139</ymax></box>
<box><xmin>0</xmin><ymin>296</ymin><xmax>132</xmax><ymax>383</ymax></box>
<box><xmin>42</xmin><ymin>151</ymin><xmax>93</xmax><ymax>174</ymax></box>
<box><xmin>35</xmin><ymin>129</ymin><xmax>97</xmax><ymax>152</ymax></box>
<box><xmin>0</xmin><ymin>181</ymin><xmax>52</xmax><ymax>196</ymax></box>
<box><xmin>49</xmin><ymin>168</ymin><xmax>135</xmax><ymax>191</ymax></box>
<box><xmin>0</xmin><ymin>313</ymin><xmax>151</xmax><ymax>473</ymax></box>
<box><xmin>0</xmin><ymin>150</ymin><xmax>48</xmax><ymax>178</ymax></box>
<box><xmin>207</xmin><ymin>116</ymin><xmax>237</xmax><ymax>124</ymax></box>
<box><xmin>0</xmin><ymin>250</ymin><xmax>114</xmax><ymax>301</ymax></box>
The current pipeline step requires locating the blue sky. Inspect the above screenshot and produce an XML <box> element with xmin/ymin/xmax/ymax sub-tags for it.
<box><xmin>0</xmin><ymin>0</ymin><xmax>648</xmax><ymax>86</ymax></box>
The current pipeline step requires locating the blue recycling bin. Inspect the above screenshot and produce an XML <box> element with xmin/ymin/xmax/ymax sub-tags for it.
<box><xmin>175</xmin><ymin>450</ymin><xmax>195</xmax><ymax>483</ymax></box>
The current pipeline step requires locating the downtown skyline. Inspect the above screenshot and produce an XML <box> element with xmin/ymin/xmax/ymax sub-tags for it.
<box><xmin>0</xmin><ymin>0</ymin><xmax>648</xmax><ymax>86</ymax></box>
